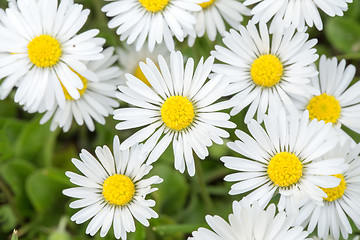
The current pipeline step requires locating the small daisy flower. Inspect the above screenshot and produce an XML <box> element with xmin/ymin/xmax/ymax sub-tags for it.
<box><xmin>102</xmin><ymin>0</ymin><xmax>203</xmax><ymax>52</ymax></box>
<box><xmin>221</xmin><ymin>108</ymin><xmax>348</xmax><ymax>213</ymax></box>
<box><xmin>187</xmin><ymin>0</ymin><xmax>250</xmax><ymax>46</ymax></box>
<box><xmin>35</xmin><ymin>47</ymin><xmax>121</xmax><ymax>132</ymax></box>
<box><xmin>295</xmin><ymin>142</ymin><xmax>360</xmax><ymax>240</ymax></box>
<box><xmin>295</xmin><ymin>55</ymin><xmax>360</xmax><ymax>144</ymax></box>
<box><xmin>63</xmin><ymin>136</ymin><xmax>163</xmax><ymax>239</ymax></box>
<box><xmin>117</xmin><ymin>44</ymin><xmax>169</xmax><ymax>86</ymax></box>
<box><xmin>114</xmin><ymin>51</ymin><xmax>235</xmax><ymax>176</ymax></box>
<box><xmin>0</xmin><ymin>0</ymin><xmax>104</xmax><ymax>112</ymax></box>
<box><xmin>211</xmin><ymin>21</ymin><xmax>318</xmax><ymax>123</ymax></box>
<box><xmin>189</xmin><ymin>199</ymin><xmax>309</xmax><ymax>240</ymax></box>
<box><xmin>244</xmin><ymin>0</ymin><xmax>352</xmax><ymax>31</ymax></box>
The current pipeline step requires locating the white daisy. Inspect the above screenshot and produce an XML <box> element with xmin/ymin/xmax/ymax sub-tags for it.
<box><xmin>189</xmin><ymin>199</ymin><xmax>309</xmax><ymax>240</ymax></box>
<box><xmin>295</xmin><ymin>142</ymin><xmax>360</xmax><ymax>240</ymax></box>
<box><xmin>187</xmin><ymin>0</ymin><xmax>250</xmax><ymax>46</ymax></box>
<box><xmin>0</xmin><ymin>0</ymin><xmax>104</xmax><ymax>112</ymax></box>
<box><xmin>114</xmin><ymin>51</ymin><xmax>235</xmax><ymax>176</ymax></box>
<box><xmin>35</xmin><ymin>47</ymin><xmax>121</xmax><ymax>132</ymax></box>
<box><xmin>211</xmin><ymin>21</ymin><xmax>318</xmax><ymax>123</ymax></box>
<box><xmin>221</xmin><ymin>107</ymin><xmax>348</xmax><ymax>213</ymax></box>
<box><xmin>117</xmin><ymin>44</ymin><xmax>169</xmax><ymax>86</ymax></box>
<box><xmin>243</xmin><ymin>0</ymin><xmax>352</xmax><ymax>31</ymax></box>
<box><xmin>102</xmin><ymin>0</ymin><xmax>203</xmax><ymax>52</ymax></box>
<box><xmin>295</xmin><ymin>55</ymin><xmax>360</xmax><ymax>144</ymax></box>
<box><xmin>63</xmin><ymin>136</ymin><xmax>163</xmax><ymax>239</ymax></box>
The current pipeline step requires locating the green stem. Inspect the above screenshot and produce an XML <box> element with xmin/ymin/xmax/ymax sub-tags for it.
<box><xmin>194</xmin><ymin>157</ymin><xmax>214</xmax><ymax>213</ymax></box>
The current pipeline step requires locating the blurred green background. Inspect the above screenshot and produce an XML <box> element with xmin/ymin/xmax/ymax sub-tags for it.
<box><xmin>1</xmin><ymin>0</ymin><xmax>360</xmax><ymax>239</ymax></box>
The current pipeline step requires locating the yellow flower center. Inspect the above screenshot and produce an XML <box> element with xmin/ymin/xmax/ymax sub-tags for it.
<box><xmin>321</xmin><ymin>174</ymin><xmax>346</xmax><ymax>202</ymax></box>
<box><xmin>199</xmin><ymin>0</ymin><xmax>216</xmax><ymax>8</ymax></box>
<box><xmin>251</xmin><ymin>54</ymin><xmax>283</xmax><ymax>87</ymax></box>
<box><xmin>102</xmin><ymin>174</ymin><xmax>135</xmax><ymax>206</ymax></box>
<box><xmin>138</xmin><ymin>0</ymin><xmax>170</xmax><ymax>12</ymax></box>
<box><xmin>267</xmin><ymin>152</ymin><xmax>303</xmax><ymax>187</ymax></box>
<box><xmin>134</xmin><ymin>64</ymin><xmax>151</xmax><ymax>87</ymax></box>
<box><xmin>306</xmin><ymin>93</ymin><xmax>341</xmax><ymax>124</ymax></box>
<box><xmin>60</xmin><ymin>70</ymin><xmax>88</xmax><ymax>100</ymax></box>
<box><xmin>27</xmin><ymin>35</ymin><xmax>62</xmax><ymax>68</ymax></box>
<box><xmin>161</xmin><ymin>96</ymin><xmax>195</xmax><ymax>131</ymax></box>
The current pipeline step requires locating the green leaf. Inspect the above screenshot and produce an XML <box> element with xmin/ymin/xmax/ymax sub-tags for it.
<box><xmin>0</xmin><ymin>159</ymin><xmax>35</xmax><ymax>218</ymax></box>
<box><xmin>325</xmin><ymin>17</ymin><xmax>360</xmax><ymax>54</ymax></box>
<box><xmin>48</xmin><ymin>231</ymin><xmax>71</xmax><ymax>240</ymax></box>
<box><xmin>0</xmin><ymin>118</ymin><xmax>25</xmax><ymax>161</ymax></box>
<box><xmin>11</xmin><ymin>230</ymin><xmax>18</xmax><ymax>240</ymax></box>
<box><xmin>150</xmin><ymin>163</ymin><xmax>189</xmax><ymax>215</ymax></box>
<box><xmin>25</xmin><ymin>168</ymin><xmax>71</xmax><ymax>213</ymax></box>
<box><xmin>0</xmin><ymin>205</ymin><xmax>17</xmax><ymax>232</ymax></box>
<box><xmin>0</xmin><ymin>159</ymin><xmax>35</xmax><ymax>194</ymax></box>
<box><xmin>15</xmin><ymin>117</ymin><xmax>58</xmax><ymax>167</ymax></box>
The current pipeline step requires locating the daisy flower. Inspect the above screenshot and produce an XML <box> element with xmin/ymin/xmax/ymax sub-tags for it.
<box><xmin>211</xmin><ymin>21</ymin><xmax>318</xmax><ymax>123</ymax></box>
<box><xmin>102</xmin><ymin>0</ymin><xmax>203</xmax><ymax>52</ymax></box>
<box><xmin>243</xmin><ymin>0</ymin><xmax>352</xmax><ymax>31</ymax></box>
<box><xmin>35</xmin><ymin>47</ymin><xmax>121</xmax><ymax>132</ymax></box>
<box><xmin>221</xmin><ymin>107</ymin><xmax>348</xmax><ymax>213</ymax></box>
<box><xmin>187</xmin><ymin>0</ymin><xmax>250</xmax><ymax>46</ymax></box>
<box><xmin>63</xmin><ymin>136</ymin><xmax>163</xmax><ymax>239</ymax></box>
<box><xmin>117</xmin><ymin>44</ymin><xmax>168</xmax><ymax>86</ymax></box>
<box><xmin>114</xmin><ymin>51</ymin><xmax>235</xmax><ymax>176</ymax></box>
<box><xmin>295</xmin><ymin>142</ymin><xmax>360</xmax><ymax>240</ymax></box>
<box><xmin>189</xmin><ymin>199</ymin><xmax>309</xmax><ymax>240</ymax></box>
<box><xmin>0</xmin><ymin>0</ymin><xmax>104</xmax><ymax>112</ymax></box>
<box><xmin>295</xmin><ymin>55</ymin><xmax>360</xmax><ymax>144</ymax></box>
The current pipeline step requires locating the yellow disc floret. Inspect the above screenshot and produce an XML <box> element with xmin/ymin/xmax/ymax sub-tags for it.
<box><xmin>251</xmin><ymin>54</ymin><xmax>283</xmax><ymax>87</ymax></box>
<box><xmin>102</xmin><ymin>174</ymin><xmax>135</xmax><ymax>206</ymax></box>
<box><xmin>139</xmin><ymin>0</ymin><xmax>169</xmax><ymax>12</ymax></box>
<box><xmin>321</xmin><ymin>174</ymin><xmax>346</xmax><ymax>202</ymax></box>
<box><xmin>61</xmin><ymin>70</ymin><xmax>88</xmax><ymax>100</ymax></box>
<box><xmin>199</xmin><ymin>0</ymin><xmax>216</xmax><ymax>8</ymax></box>
<box><xmin>161</xmin><ymin>96</ymin><xmax>195</xmax><ymax>131</ymax></box>
<box><xmin>306</xmin><ymin>93</ymin><xmax>341</xmax><ymax>124</ymax></box>
<box><xmin>28</xmin><ymin>35</ymin><xmax>62</xmax><ymax>68</ymax></box>
<box><xmin>267</xmin><ymin>152</ymin><xmax>303</xmax><ymax>187</ymax></box>
<box><xmin>134</xmin><ymin>64</ymin><xmax>151</xmax><ymax>87</ymax></box>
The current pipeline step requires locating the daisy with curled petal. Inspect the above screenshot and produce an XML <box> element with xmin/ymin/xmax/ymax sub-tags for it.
<box><xmin>117</xmin><ymin>44</ymin><xmax>169</xmax><ymax>86</ymax></box>
<box><xmin>189</xmin><ymin>199</ymin><xmax>309</xmax><ymax>240</ymax></box>
<box><xmin>187</xmin><ymin>0</ymin><xmax>250</xmax><ymax>46</ymax></box>
<box><xmin>34</xmin><ymin>47</ymin><xmax>121</xmax><ymax>132</ymax></box>
<box><xmin>102</xmin><ymin>0</ymin><xmax>203</xmax><ymax>52</ymax></box>
<box><xmin>295</xmin><ymin>55</ymin><xmax>360</xmax><ymax>145</ymax></box>
<box><xmin>0</xmin><ymin>0</ymin><xmax>104</xmax><ymax>112</ymax></box>
<box><xmin>63</xmin><ymin>136</ymin><xmax>163</xmax><ymax>239</ymax></box>
<box><xmin>244</xmin><ymin>0</ymin><xmax>352</xmax><ymax>32</ymax></box>
<box><xmin>211</xmin><ymin>21</ymin><xmax>318</xmax><ymax>123</ymax></box>
<box><xmin>113</xmin><ymin>51</ymin><xmax>236</xmax><ymax>176</ymax></box>
<box><xmin>295</xmin><ymin>142</ymin><xmax>360</xmax><ymax>240</ymax></box>
<box><xmin>221</xmin><ymin>107</ymin><xmax>349</xmax><ymax>214</ymax></box>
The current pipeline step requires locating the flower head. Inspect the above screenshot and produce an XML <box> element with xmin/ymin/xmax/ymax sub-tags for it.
<box><xmin>244</xmin><ymin>0</ymin><xmax>352</xmax><ymax>31</ymax></box>
<box><xmin>296</xmin><ymin>142</ymin><xmax>360</xmax><ymax>240</ymax></box>
<box><xmin>211</xmin><ymin>21</ymin><xmax>318</xmax><ymax>123</ymax></box>
<box><xmin>0</xmin><ymin>0</ymin><xmax>104</xmax><ymax>112</ymax></box>
<box><xmin>63</xmin><ymin>136</ymin><xmax>162</xmax><ymax>239</ymax></box>
<box><xmin>221</xmin><ymin>107</ymin><xmax>348</xmax><ymax>213</ymax></box>
<box><xmin>102</xmin><ymin>0</ymin><xmax>203</xmax><ymax>52</ymax></box>
<box><xmin>114</xmin><ymin>51</ymin><xmax>235</xmax><ymax>176</ymax></box>
<box><xmin>189</xmin><ymin>199</ymin><xmax>309</xmax><ymax>240</ymax></box>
